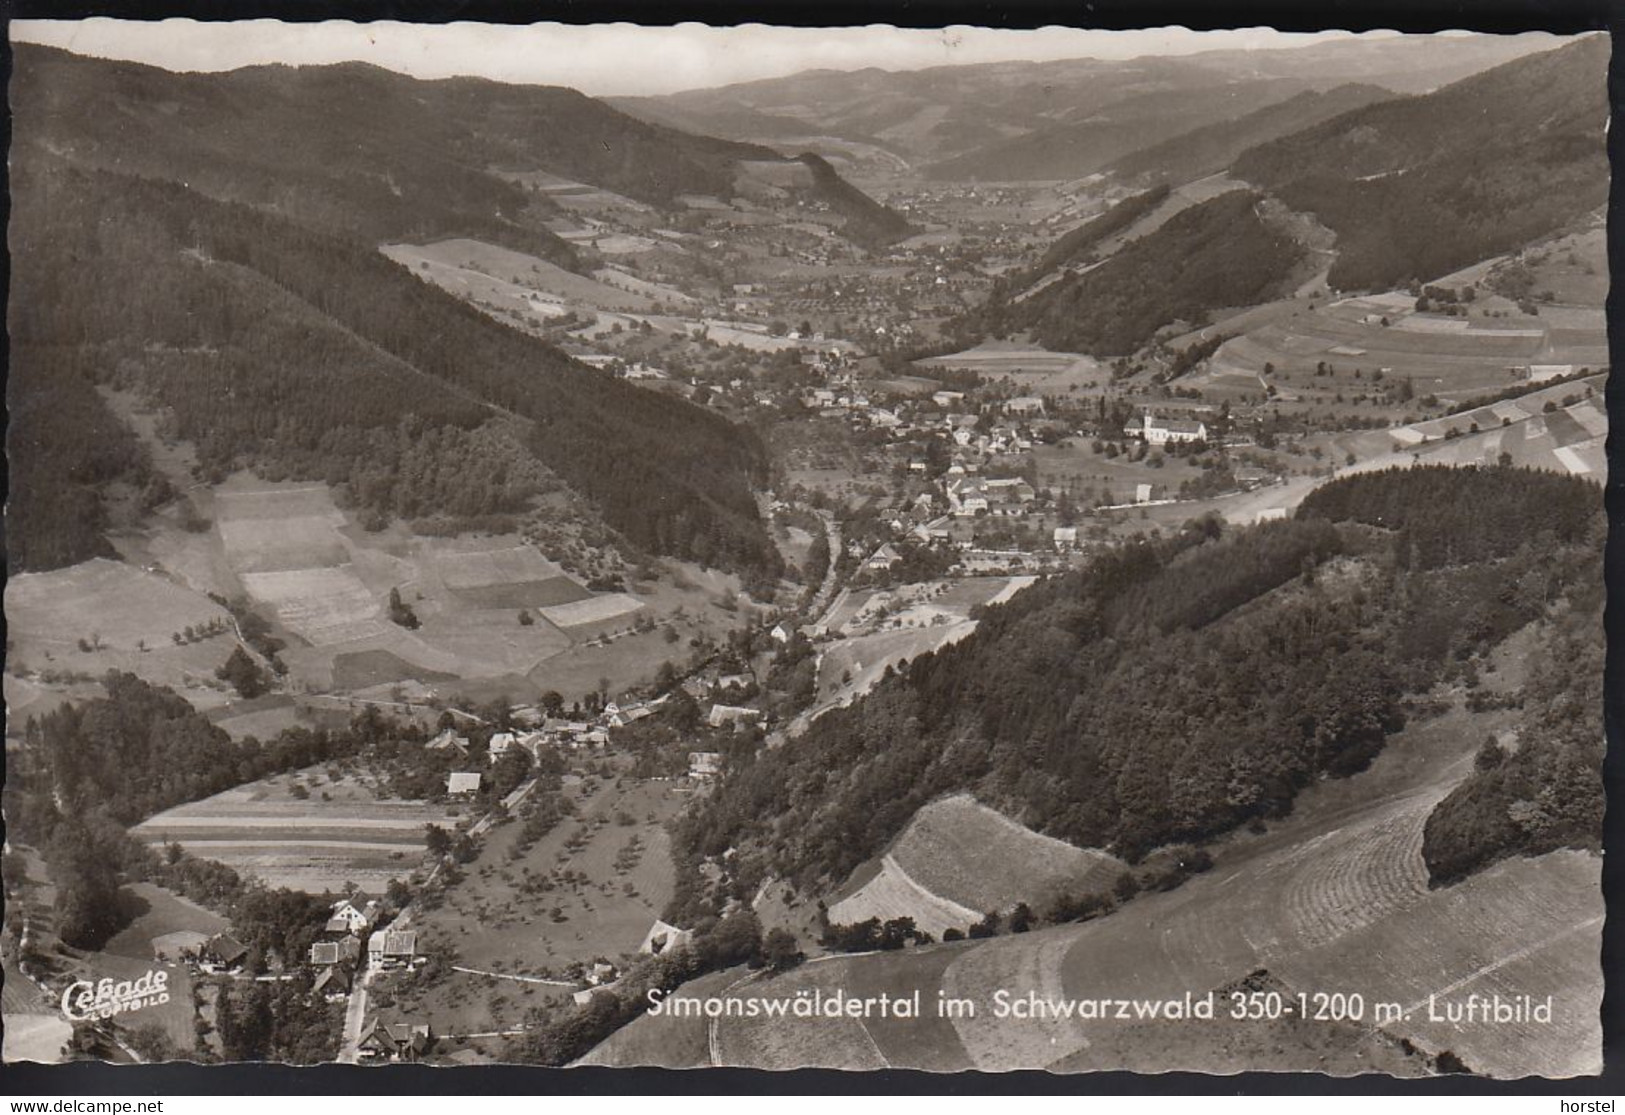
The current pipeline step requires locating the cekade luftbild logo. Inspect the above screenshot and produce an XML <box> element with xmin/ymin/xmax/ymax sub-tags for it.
<box><xmin>60</xmin><ymin>969</ymin><xmax>171</xmax><ymax>1022</ymax></box>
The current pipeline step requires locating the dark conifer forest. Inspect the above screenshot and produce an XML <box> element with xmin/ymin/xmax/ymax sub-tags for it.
<box><xmin>8</xmin><ymin>160</ymin><xmax>780</xmax><ymax>576</ymax></box>
<box><xmin>974</xmin><ymin>190</ymin><xmax>1303</xmax><ymax>355</ymax></box>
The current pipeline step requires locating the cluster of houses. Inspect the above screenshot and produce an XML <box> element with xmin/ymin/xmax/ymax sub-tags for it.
<box><xmin>147</xmin><ymin>893</ymin><xmax>417</xmax><ymax>1009</ymax></box>
<box><xmin>945</xmin><ymin>474</ymin><xmax>1037</xmax><ymax>517</ymax></box>
<box><xmin>304</xmin><ymin>895</ymin><xmax>423</xmax><ymax>1002</ymax></box>
<box><xmin>801</xmin><ymin>385</ymin><xmax>904</xmax><ymax>430</ymax></box>
<box><xmin>432</xmin><ymin>685</ymin><xmax>763</xmax><ymax>795</ymax></box>
<box><xmin>357</xmin><ymin>1019</ymin><xmax>433</xmax><ymax>1062</ymax></box>
<box><xmin>433</xmin><ymin>716</ymin><xmax>613</xmax><ymax>798</ymax></box>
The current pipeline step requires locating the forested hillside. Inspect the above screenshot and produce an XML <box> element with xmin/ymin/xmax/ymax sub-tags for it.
<box><xmin>6</xmin><ymin>350</ymin><xmax>154</xmax><ymax>572</ymax></box>
<box><xmin>795</xmin><ymin>152</ymin><xmax>915</xmax><ymax>247</ymax></box>
<box><xmin>1421</xmin><ymin>611</ymin><xmax>1603</xmax><ymax>885</ymax></box>
<box><xmin>10</xmin><ymin>43</ymin><xmax>907</xmax><ymax>257</ymax></box>
<box><xmin>8</xmin><ymin>159</ymin><xmax>780</xmax><ymax>575</ymax></box>
<box><xmin>1032</xmin><ymin>184</ymin><xmax>1171</xmax><ymax>276</ymax></box>
<box><xmin>923</xmin><ymin>78</ymin><xmax>1323</xmax><ymax>182</ymax></box>
<box><xmin>1230</xmin><ymin>34</ymin><xmax>1608</xmax><ymax>290</ymax></box>
<box><xmin>674</xmin><ymin>467</ymin><xmax>1601</xmax><ymax>904</ymax></box>
<box><xmin>1106</xmin><ymin>83</ymin><xmax>1393</xmax><ymax>186</ymax></box>
<box><xmin>976</xmin><ymin>190</ymin><xmax>1302</xmax><ymax>355</ymax></box>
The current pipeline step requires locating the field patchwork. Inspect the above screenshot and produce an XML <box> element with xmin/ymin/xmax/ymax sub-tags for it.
<box><xmin>214</xmin><ymin>482</ymin><xmax>387</xmax><ymax>646</ymax></box>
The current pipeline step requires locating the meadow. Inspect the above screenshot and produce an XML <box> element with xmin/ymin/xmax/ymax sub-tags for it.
<box><xmin>829</xmin><ymin>795</ymin><xmax>1125</xmax><ymax>937</ymax></box>
<box><xmin>392</xmin><ymin>771</ymin><xmax>689</xmax><ymax>1048</ymax></box>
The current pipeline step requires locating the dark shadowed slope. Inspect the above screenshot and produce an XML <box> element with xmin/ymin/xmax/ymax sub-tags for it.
<box><xmin>1230</xmin><ymin>34</ymin><xmax>1608</xmax><ymax>290</ymax></box>
<box><xmin>8</xmin><ymin>157</ymin><xmax>780</xmax><ymax>576</ymax></box>
<box><xmin>10</xmin><ymin>44</ymin><xmax>907</xmax><ymax>258</ymax></box>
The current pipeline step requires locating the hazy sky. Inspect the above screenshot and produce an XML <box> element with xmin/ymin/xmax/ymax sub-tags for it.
<box><xmin>10</xmin><ymin>20</ymin><xmax>1413</xmax><ymax>96</ymax></box>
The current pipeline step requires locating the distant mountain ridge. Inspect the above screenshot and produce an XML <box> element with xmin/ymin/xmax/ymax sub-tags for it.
<box><xmin>614</xmin><ymin>34</ymin><xmax>1558</xmax><ymax>172</ymax></box>
<box><xmin>1229</xmin><ymin>33</ymin><xmax>1609</xmax><ymax>290</ymax></box>
<box><xmin>1105</xmin><ymin>83</ymin><xmax>1396</xmax><ymax>185</ymax></box>
<box><xmin>959</xmin><ymin>35</ymin><xmax>1605</xmax><ymax>355</ymax></box>
<box><xmin>10</xmin><ymin>43</ymin><xmax>909</xmax><ymax>257</ymax></box>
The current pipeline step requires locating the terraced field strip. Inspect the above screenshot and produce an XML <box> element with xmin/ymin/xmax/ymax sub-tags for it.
<box><xmin>1279</xmin><ymin>796</ymin><xmax>1432</xmax><ymax>950</ymax></box>
<box><xmin>1275</xmin><ymin>850</ymin><xmax>1603</xmax><ymax>1079</ymax></box>
<box><xmin>239</xmin><ymin>568</ymin><xmax>384</xmax><ymax>645</ymax></box>
<box><xmin>539</xmin><ymin>593</ymin><xmax>645</xmax><ymax>628</ymax></box>
<box><xmin>152</xmin><ymin>840</ymin><xmax>424</xmax><ymax>854</ymax></box>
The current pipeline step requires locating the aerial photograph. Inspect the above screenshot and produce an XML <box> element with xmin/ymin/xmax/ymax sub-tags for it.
<box><xmin>1</xmin><ymin>20</ymin><xmax>1608</xmax><ymax>1080</ymax></box>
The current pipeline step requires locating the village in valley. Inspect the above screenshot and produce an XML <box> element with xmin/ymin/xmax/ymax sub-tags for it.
<box><xmin>1</xmin><ymin>25</ymin><xmax>1609</xmax><ymax>1077</ymax></box>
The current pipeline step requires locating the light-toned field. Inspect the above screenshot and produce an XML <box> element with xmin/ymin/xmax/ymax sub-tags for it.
<box><xmin>4</xmin><ymin>559</ymin><xmax>248</xmax><ymax>711</ymax></box>
<box><xmin>384</xmin><ymin>239</ymin><xmax>659</xmax><ymax>313</ymax></box>
<box><xmin>793</xmin><ymin>578</ymin><xmax>1033</xmax><ymax>735</ymax></box>
<box><xmin>830</xmin><ymin>795</ymin><xmax>1125</xmax><ymax>937</ymax></box>
<box><xmin>828</xmin><ymin>856</ymin><xmax>981</xmax><ymax>939</ymax></box>
<box><xmin>917</xmin><ymin>341</ymin><xmax>1110</xmax><ymax>393</ymax></box>
<box><xmin>539</xmin><ymin>593</ymin><xmax>647</xmax><ymax>634</ymax></box>
<box><xmin>131</xmin><ymin>768</ymin><xmax>457</xmax><ymax>893</ymax></box>
<box><xmin>813</xmin><ymin>621</ymin><xmax>977</xmax><ymax>707</ymax></box>
<box><xmin>6</xmin><ymin>558</ymin><xmax>231</xmax><ymax>654</ymax></box>
<box><xmin>832</xmin><ymin>577</ymin><xmax>1023</xmax><ymax>638</ymax></box>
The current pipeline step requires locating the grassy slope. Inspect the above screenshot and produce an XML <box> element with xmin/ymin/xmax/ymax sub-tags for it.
<box><xmin>830</xmin><ymin>795</ymin><xmax>1125</xmax><ymax>934</ymax></box>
